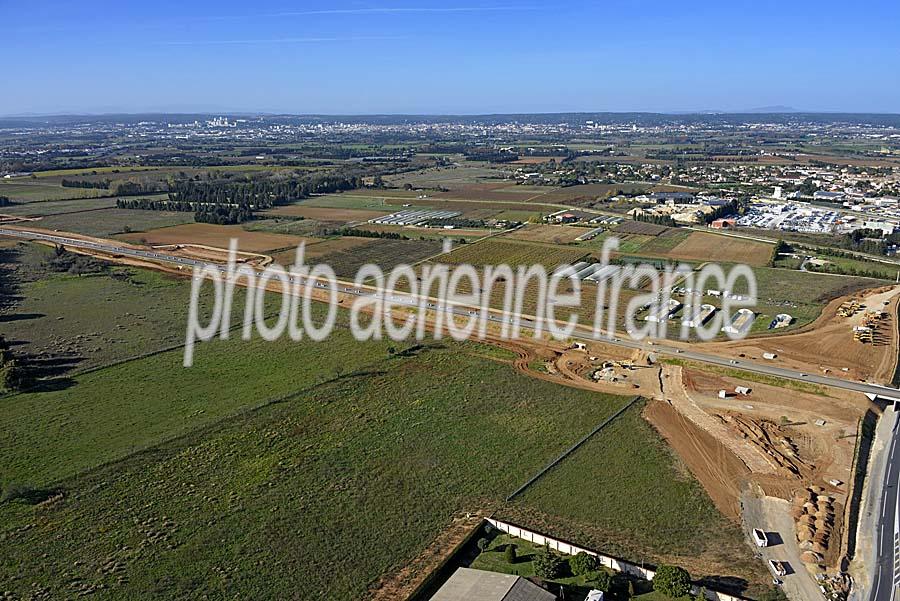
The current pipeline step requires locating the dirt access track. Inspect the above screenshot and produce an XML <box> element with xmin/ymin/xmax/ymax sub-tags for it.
<box><xmin>697</xmin><ymin>285</ymin><xmax>900</xmax><ymax>384</ymax></box>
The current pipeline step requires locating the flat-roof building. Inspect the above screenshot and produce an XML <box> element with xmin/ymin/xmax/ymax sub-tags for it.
<box><xmin>429</xmin><ymin>568</ymin><xmax>556</xmax><ymax>601</ymax></box>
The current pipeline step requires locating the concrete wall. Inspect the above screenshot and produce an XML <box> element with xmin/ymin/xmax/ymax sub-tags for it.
<box><xmin>485</xmin><ymin>518</ymin><xmax>750</xmax><ymax>601</ymax></box>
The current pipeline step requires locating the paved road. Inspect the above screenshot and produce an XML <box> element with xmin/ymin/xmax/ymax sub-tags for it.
<box><xmin>3</xmin><ymin>226</ymin><xmax>900</xmax><ymax>402</ymax></box>
<box><xmin>871</xmin><ymin>408</ymin><xmax>900</xmax><ymax>601</ymax></box>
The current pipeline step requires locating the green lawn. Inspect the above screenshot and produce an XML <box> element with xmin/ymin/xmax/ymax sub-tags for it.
<box><xmin>498</xmin><ymin>403</ymin><xmax>768</xmax><ymax>591</ymax></box>
<box><xmin>0</xmin><ymin>343</ymin><xmax>634</xmax><ymax>600</ymax></box>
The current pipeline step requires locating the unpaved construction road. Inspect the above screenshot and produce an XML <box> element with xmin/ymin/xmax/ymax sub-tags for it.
<box><xmin>743</xmin><ymin>492</ymin><xmax>826</xmax><ymax>601</ymax></box>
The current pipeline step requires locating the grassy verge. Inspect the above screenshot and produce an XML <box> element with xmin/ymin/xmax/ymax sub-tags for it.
<box><xmin>660</xmin><ymin>358</ymin><xmax>828</xmax><ymax>396</ymax></box>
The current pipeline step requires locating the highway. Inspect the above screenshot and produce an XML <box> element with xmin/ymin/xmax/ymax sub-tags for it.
<box><xmin>870</xmin><ymin>408</ymin><xmax>900</xmax><ymax>601</ymax></box>
<box><xmin>2</xmin><ymin>225</ymin><xmax>900</xmax><ymax>403</ymax></box>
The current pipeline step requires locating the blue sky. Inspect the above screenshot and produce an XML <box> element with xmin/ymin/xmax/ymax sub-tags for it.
<box><xmin>4</xmin><ymin>0</ymin><xmax>899</xmax><ymax>115</ymax></box>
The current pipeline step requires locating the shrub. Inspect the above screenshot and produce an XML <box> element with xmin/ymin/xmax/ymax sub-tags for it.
<box><xmin>504</xmin><ymin>544</ymin><xmax>517</xmax><ymax>564</ymax></box>
<box><xmin>533</xmin><ymin>544</ymin><xmax>564</xmax><ymax>579</ymax></box>
<box><xmin>570</xmin><ymin>551</ymin><xmax>599</xmax><ymax>576</ymax></box>
<box><xmin>587</xmin><ymin>570</ymin><xmax>612</xmax><ymax>592</ymax></box>
<box><xmin>477</xmin><ymin>538</ymin><xmax>490</xmax><ymax>553</ymax></box>
<box><xmin>653</xmin><ymin>565</ymin><xmax>692</xmax><ymax>599</ymax></box>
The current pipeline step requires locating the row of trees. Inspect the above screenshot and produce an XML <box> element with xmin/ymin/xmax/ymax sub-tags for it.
<box><xmin>61</xmin><ymin>178</ymin><xmax>111</xmax><ymax>189</ymax></box>
<box><xmin>634</xmin><ymin>212</ymin><xmax>677</xmax><ymax>227</ymax></box>
<box><xmin>326</xmin><ymin>228</ymin><xmax>410</xmax><ymax>240</ymax></box>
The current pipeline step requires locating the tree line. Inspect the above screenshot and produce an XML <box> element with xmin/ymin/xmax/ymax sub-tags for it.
<box><xmin>61</xmin><ymin>178</ymin><xmax>111</xmax><ymax>189</ymax></box>
<box><xmin>117</xmin><ymin>172</ymin><xmax>364</xmax><ymax>224</ymax></box>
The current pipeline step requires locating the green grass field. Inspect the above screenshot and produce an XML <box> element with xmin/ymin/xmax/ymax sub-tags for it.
<box><xmin>498</xmin><ymin>403</ymin><xmax>766</xmax><ymax>590</ymax></box>
<box><xmin>0</xmin><ymin>243</ymin><xmax>229</xmax><ymax>371</ymax></box>
<box><xmin>0</xmin><ymin>197</ymin><xmax>121</xmax><ymax>216</ymax></box>
<box><xmin>31</xmin><ymin>208</ymin><xmax>195</xmax><ymax>236</ymax></box>
<box><xmin>439</xmin><ymin>238</ymin><xmax>588</xmax><ymax>268</ymax></box>
<box><xmin>740</xmin><ymin>265</ymin><xmax>882</xmax><ymax>334</ymax></box>
<box><xmin>0</xmin><ymin>239</ymin><xmax>767</xmax><ymax>599</ymax></box>
<box><xmin>0</xmin><ymin>181</ymin><xmax>109</xmax><ymax>202</ymax></box>
<box><xmin>0</xmin><ymin>340</ymin><xmax>644</xmax><ymax>600</ymax></box>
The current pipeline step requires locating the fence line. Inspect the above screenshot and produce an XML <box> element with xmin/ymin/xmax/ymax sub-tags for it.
<box><xmin>506</xmin><ymin>396</ymin><xmax>642</xmax><ymax>501</ymax></box>
<box><xmin>485</xmin><ymin>518</ymin><xmax>750</xmax><ymax>601</ymax></box>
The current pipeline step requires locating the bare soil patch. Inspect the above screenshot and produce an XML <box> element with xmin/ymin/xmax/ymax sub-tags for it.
<box><xmin>666</xmin><ymin>231</ymin><xmax>770</xmax><ymax>266</ymax></box>
<box><xmin>119</xmin><ymin>223</ymin><xmax>308</xmax><ymax>253</ymax></box>
<box><xmin>503</xmin><ymin>223</ymin><xmax>587</xmax><ymax>243</ymax></box>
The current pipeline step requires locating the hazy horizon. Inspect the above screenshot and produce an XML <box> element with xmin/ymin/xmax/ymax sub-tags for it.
<box><xmin>4</xmin><ymin>0</ymin><xmax>899</xmax><ymax>116</ymax></box>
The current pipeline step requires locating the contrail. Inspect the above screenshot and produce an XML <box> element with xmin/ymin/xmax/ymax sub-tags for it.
<box><xmin>157</xmin><ymin>35</ymin><xmax>407</xmax><ymax>46</ymax></box>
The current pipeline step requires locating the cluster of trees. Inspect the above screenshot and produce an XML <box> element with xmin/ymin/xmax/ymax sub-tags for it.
<box><xmin>0</xmin><ymin>335</ymin><xmax>31</xmax><ymax>394</ymax></box>
<box><xmin>769</xmin><ymin>239</ymin><xmax>790</xmax><ymax>266</ymax></box>
<box><xmin>423</xmin><ymin>218</ymin><xmax>486</xmax><ymax>229</ymax></box>
<box><xmin>834</xmin><ymin>228</ymin><xmax>895</xmax><ymax>255</ymax></box>
<box><xmin>478</xmin><ymin>540</ymin><xmax>763</xmax><ymax>601</ymax></box>
<box><xmin>0</xmin><ymin>195</ymin><xmax>12</xmax><ymax>207</ymax></box>
<box><xmin>700</xmin><ymin>200</ymin><xmax>741</xmax><ymax>225</ymax></box>
<box><xmin>464</xmin><ymin>149</ymin><xmax>519</xmax><ymax>163</ymax></box>
<box><xmin>61</xmin><ymin>178</ymin><xmax>111</xmax><ymax>189</ymax></box>
<box><xmin>117</xmin><ymin>172</ymin><xmax>363</xmax><ymax>224</ymax></box>
<box><xmin>45</xmin><ymin>245</ymin><xmax>107</xmax><ymax>275</ymax></box>
<box><xmin>110</xmin><ymin>180</ymin><xmax>164</xmax><ymax>196</ymax></box>
<box><xmin>653</xmin><ymin>565</ymin><xmax>693</xmax><ymax>599</ymax></box>
<box><xmin>634</xmin><ymin>212</ymin><xmax>676</xmax><ymax>227</ymax></box>
<box><xmin>194</xmin><ymin>207</ymin><xmax>253</xmax><ymax>225</ymax></box>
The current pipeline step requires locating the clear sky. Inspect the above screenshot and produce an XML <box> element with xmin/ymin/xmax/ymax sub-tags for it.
<box><xmin>4</xmin><ymin>0</ymin><xmax>899</xmax><ymax>115</ymax></box>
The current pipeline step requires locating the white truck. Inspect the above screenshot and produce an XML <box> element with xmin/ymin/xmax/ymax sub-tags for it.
<box><xmin>768</xmin><ymin>559</ymin><xmax>787</xmax><ymax>577</ymax></box>
<box><xmin>753</xmin><ymin>528</ymin><xmax>769</xmax><ymax>547</ymax></box>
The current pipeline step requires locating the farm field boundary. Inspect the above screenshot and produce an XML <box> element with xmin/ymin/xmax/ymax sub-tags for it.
<box><xmin>506</xmin><ymin>396</ymin><xmax>641</xmax><ymax>501</ymax></box>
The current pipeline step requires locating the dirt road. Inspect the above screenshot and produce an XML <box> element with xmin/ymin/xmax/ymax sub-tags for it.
<box><xmin>743</xmin><ymin>492</ymin><xmax>826</xmax><ymax>601</ymax></box>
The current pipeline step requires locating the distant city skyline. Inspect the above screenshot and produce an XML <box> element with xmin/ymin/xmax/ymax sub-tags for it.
<box><xmin>4</xmin><ymin>0</ymin><xmax>900</xmax><ymax>116</ymax></box>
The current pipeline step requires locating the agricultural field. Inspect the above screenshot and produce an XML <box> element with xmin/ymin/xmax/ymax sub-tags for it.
<box><xmin>261</xmin><ymin>204</ymin><xmax>387</xmax><ymax>223</ymax></box>
<box><xmin>503</xmin><ymin>223</ymin><xmax>588</xmax><ymax>244</ymax></box>
<box><xmin>0</xmin><ymin>197</ymin><xmax>121</xmax><ymax>216</ymax></box>
<box><xmin>0</xmin><ymin>181</ymin><xmax>110</xmax><ymax>202</ymax></box>
<box><xmin>242</xmin><ymin>217</ymin><xmax>331</xmax><ymax>237</ymax></box>
<box><xmin>0</xmin><ymin>339</ymin><xmax>683</xmax><ymax>600</ymax></box>
<box><xmin>269</xmin><ymin>236</ymin><xmax>376</xmax><ymax>264</ymax></box>
<box><xmin>34</xmin><ymin>208</ymin><xmax>195</xmax><ymax>237</ymax></box>
<box><xmin>607</xmin><ymin>230</ymin><xmax>772</xmax><ymax>267</ymax></box>
<box><xmin>804</xmin><ymin>254</ymin><xmax>899</xmax><ymax>280</ymax></box>
<box><xmin>119</xmin><ymin>223</ymin><xmax>307</xmax><ymax>253</ymax></box>
<box><xmin>499</xmin><ymin>403</ymin><xmax>768</xmax><ymax>593</ymax></box>
<box><xmin>663</xmin><ymin>232</ymin><xmax>771</xmax><ymax>266</ymax></box>
<box><xmin>438</xmin><ymin>238</ymin><xmax>588</xmax><ymax>268</ymax></box>
<box><xmin>311</xmin><ymin>237</ymin><xmax>443</xmax><ymax>277</ymax></box>
<box><xmin>0</xmin><ymin>242</ymin><xmax>232</xmax><ymax>372</ymax></box>
<box><xmin>722</xmin><ymin>265</ymin><xmax>882</xmax><ymax>334</ymax></box>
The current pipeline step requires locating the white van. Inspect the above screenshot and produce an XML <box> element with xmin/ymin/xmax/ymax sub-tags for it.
<box><xmin>752</xmin><ymin>528</ymin><xmax>768</xmax><ymax>547</ymax></box>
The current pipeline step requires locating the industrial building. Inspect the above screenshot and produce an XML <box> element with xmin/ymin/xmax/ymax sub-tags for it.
<box><xmin>644</xmin><ymin>299</ymin><xmax>682</xmax><ymax>323</ymax></box>
<box><xmin>369</xmin><ymin>209</ymin><xmax>461</xmax><ymax>226</ymax></box>
<box><xmin>681</xmin><ymin>303</ymin><xmax>716</xmax><ymax>328</ymax></box>
<box><xmin>722</xmin><ymin>308</ymin><xmax>756</xmax><ymax>335</ymax></box>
